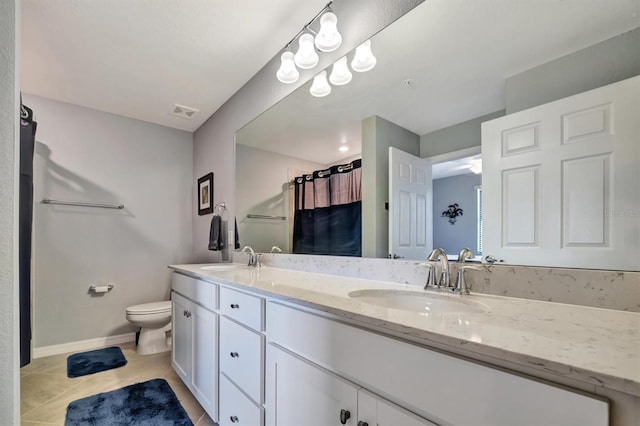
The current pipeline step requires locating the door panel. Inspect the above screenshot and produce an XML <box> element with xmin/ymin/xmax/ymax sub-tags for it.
<box><xmin>482</xmin><ymin>76</ymin><xmax>639</xmax><ymax>269</ymax></box>
<box><xmin>266</xmin><ymin>344</ymin><xmax>358</xmax><ymax>426</ymax></box>
<box><xmin>191</xmin><ymin>304</ymin><xmax>218</xmax><ymax>419</ymax></box>
<box><xmin>389</xmin><ymin>147</ymin><xmax>433</xmax><ymax>260</ymax></box>
<box><xmin>171</xmin><ymin>292</ymin><xmax>191</xmax><ymax>383</ymax></box>
<box><xmin>357</xmin><ymin>389</ymin><xmax>437</xmax><ymax>426</ymax></box>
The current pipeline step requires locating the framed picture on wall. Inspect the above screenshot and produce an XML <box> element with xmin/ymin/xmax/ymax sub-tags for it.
<box><xmin>197</xmin><ymin>172</ymin><xmax>213</xmax><ymax>215</ymax></box>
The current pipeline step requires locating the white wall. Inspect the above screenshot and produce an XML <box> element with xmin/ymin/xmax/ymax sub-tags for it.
<box><xmin>0</xmin><ymin>0</ymin><xmax>20</xmax><ymax>422</ymax></box>
<box><xmin>235</xmin><ymin>144</ymin><xmax>324</xmax><ymax>253</ymax></box>
<box><xmin>362</xmin><ymin>115</ymin><xmax>420</xmax><ymax>258</ymax></box>
<box><xmin>192</xmin><ymin>0</ymin><xmax>423</xmax><ymax>262</ymax></box>
<box><xmin>26</xmin><ymin>95</ymin><xmax>193</xmax><ymax>348</ymax></box>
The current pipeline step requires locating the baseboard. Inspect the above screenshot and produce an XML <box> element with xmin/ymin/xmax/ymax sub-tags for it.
<box><xmin>33</xmin><ymin>332</ymin><xmax>136</xmax><ymax>359</ymax></box>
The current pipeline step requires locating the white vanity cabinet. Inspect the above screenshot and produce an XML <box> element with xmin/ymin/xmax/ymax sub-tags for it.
<box><xmin>171</xmin><ymin>275</ymin><xmax>219</xmax><ymax>421</ymax></box>
<box><xmin>266</xmin><ymin>344</ymin><xmax>435</xmax><ymax>426</ymax></box>
<box><xmin>266</xmin><ymin>301</ymin><xmax>608</xmax><ymax>426</ymax></box>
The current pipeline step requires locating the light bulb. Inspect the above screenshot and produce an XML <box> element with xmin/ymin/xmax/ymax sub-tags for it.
<box><xmin>294</xmin><ymin>33</ymin><xmax>319</xmax><ymax>69</ymax></box>
<box><xmin>276</xmin><ymin>51</ymin><xmax>299</xmax><ymax>84</ymax></box>
<box><xmin>314</xmin><ymin>12</ymin><xmax>342</xmax><ymax>52</ymax></box>
<box><xmin>351</xmin><ymin>39</ymin><xmax>377</xmax><ymax>72</ymax></box>
<box><xmin>339</xmin><ymin>145</ymin><xmax>349</xmax><ymax>152</ymax></box>
<box><xmin>329</xmin><ymin>57</ymin><xmax>352</xmax><ymax>86</ymax></box>
<box><xmin>310</xmin><ymin>71</ymin><xmax>331</xmax><ymax>97</ymax></box>
<box><xmin>469</xmin><ymin>160</ymin><xmax>482</xmax><ymax>174</ymax></box>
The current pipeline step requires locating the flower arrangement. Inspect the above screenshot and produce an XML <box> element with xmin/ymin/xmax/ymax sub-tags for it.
<box><xmin>442</xmin><ymin>203</ymin><xmax>463</xmax><ymax>225</ymax></box>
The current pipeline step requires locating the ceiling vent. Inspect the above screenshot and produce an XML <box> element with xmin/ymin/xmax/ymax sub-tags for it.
<box><xmin>170</xmin><ymin>104</ymin><xmax>199</xmax><ymax>119</ymax></box>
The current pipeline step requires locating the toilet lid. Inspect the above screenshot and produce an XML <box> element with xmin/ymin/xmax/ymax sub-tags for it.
<box><xmin>127</xmin><ymin>301</ymin><xmax>171</xmax><ymax>315</ymax></box>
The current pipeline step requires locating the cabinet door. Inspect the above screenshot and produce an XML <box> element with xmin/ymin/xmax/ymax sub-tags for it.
<box><xmin>266</xmin><ymin>344</ymin><xmax>358</xmax><ymax>426</ymax></box>
<box><xmin>191</xmin><ymin>303</ymin><xmax>218</xmax><ymax>420</ymax></box>
<box><xmin>357</xmin><ymin>389</ymin><xmax>437</xmax><ymax>426</ymax></box>
<box><xmin>171</xmin><ymin>292</ymin><xmax>191</xmax><ymax>383</ymax></box>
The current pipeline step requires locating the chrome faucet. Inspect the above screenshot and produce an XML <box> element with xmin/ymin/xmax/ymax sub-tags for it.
<box><xmin>427</xmin><ymin>248</ymin><xmax>451</xmax><ymax>289</ymax></box>
<box><xmin>457</xmin><ymin>247</ymin><xmax>475</xmax><ymax>263</ymax></box>
<box><xmin>270</xmin><ymin>245</ymin><xmax>282</xmax><ymax>253</ymax></box>
<box><xmin>454</xmin><ymin>248</ymin><xmax>476</xmax><ymax>294</ymax></box>
<box><xmin>241</xmin><ymin>246</ymin><xmax>262</xmax><ymax>267</ymax></box>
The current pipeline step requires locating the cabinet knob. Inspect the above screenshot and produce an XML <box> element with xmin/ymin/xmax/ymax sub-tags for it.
<box><xmin>230</xmin><ymin>352</ymin><xmax>239</xmax><ymax>358</ymax></box>
<box><xmin>183</xmin><ymin>310</ymin><xmax>187</xmax><ymax>317</ymax></box>
<box><xmin>230</xmin><ymin>415</ymin><xmax>239</xmax><ymax>423</ymax></box>
<box><xmin>358</xmin><ymin>422</ymin><xmax>369</xmax><ymax>426</ymax></box>
<box><xmin>230</xmin><ymin>303</ymin><xmax>240</xmax><ymax>309</ymax></box>
<box><xmin>340</xmin><ymin>409</ymin><xmax>351</xmax><ymax>425</ymax></box>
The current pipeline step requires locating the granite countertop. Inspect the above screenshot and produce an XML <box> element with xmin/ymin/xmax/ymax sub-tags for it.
<box><xmin>169</xmin><ymin>263</ymin><xmax>640</xmax><ymax>397</ymax></box>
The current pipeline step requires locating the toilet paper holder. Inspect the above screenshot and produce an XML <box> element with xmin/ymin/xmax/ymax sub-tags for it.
<box><xmin>89</xmin><ymin>284</ymin><xmax>114</xmax><ymax>293</ymax></box>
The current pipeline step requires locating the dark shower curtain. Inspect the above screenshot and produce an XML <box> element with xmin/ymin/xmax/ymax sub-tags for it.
<box><xmin>293</xmin><ymin>159</ymin><xmax>362</xmax><ymax>256</ymax></box>
<box><xmin>20</xmin><ymin>101</ymin><xmax>36</xmax><ymax>367</ymax></box>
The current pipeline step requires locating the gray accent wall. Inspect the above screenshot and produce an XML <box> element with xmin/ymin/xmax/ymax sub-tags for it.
<box><xmin>420</xmin><ymin>110</ymin><xmax>505</xmax><ymax>158</ymax></box>
<box><xmin>0</xmin><ymin>0</ymin><xmax>19</xmax><ymax>422</ymax></box>
<box><xmin>432</xmin><ymin>173</ymin><xmax>481</xmax><ymax>255</ymax></box>
<box><xmin>192</xmin><ymin>0</ymin><xmax>423</xmax><ymax>262</ymax></box>
<box><xmin>362</xmin><ymin>115</ymin><xmax>420</xmax><ymax>258</ymax></box>
<box><xmin>506</xmin><ymin>27</ymin><xmax>640</xmax><ymax>113</ymax></box>
<box><xmin>27</xmin><ymin>95</ymin><xmax>193</xmax><ymax>348</ymax></box>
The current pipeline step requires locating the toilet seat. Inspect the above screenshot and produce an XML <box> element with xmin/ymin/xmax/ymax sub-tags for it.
<box><xmin>126</xmin><ymin>301</ymin><xmax>171</xmax><ymax>316</ymax></box>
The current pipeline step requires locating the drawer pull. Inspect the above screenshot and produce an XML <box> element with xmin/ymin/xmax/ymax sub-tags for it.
<box><xmin>183</xmin><ymin>310</ymin><xmax>187</xmax><ymax>317</ymax></box>
<box><xmin>230</xmin><ymin>303</ymin><xmax>240</xmax><ymax>309</ymax></box>
<box><xmin>230</xmin><ymin>352</ymin><xmax>239</xmax><ymax>358</ymax></box>
<box><xmin>340</xmin><ymin>409</ymin><xmax>351</xmax><ymax>425</ymax></box>
<box><xmin>230</xmin><ymin>415</ymin><xmax>239</xmax><ymax>423</ymax></box>
<box><xmin>358</xmin><ymin>422</ymin><xmax>369</xmax><ymax>426</ymax></box>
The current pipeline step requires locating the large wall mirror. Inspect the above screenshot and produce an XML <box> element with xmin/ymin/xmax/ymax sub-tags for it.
<box><xmin>235</xmin><ymin>0</ymin><xmax>639</xmax><ymax>269</ymax></box>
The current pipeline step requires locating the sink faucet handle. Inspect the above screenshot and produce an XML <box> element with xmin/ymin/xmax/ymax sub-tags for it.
<box><xmin>454</xmin><ymin>265</ymin><xmax>482</xmax><ymax>294</ymax></box>
<box><xmin>457</xmin><ymin>248</ymin><xmax>475</xmax><ymax>262</ymax></box>
<box><xmin>418</xmin><ymin>263</ymin><xmax>437</xmax><ymax>289</ymax></box>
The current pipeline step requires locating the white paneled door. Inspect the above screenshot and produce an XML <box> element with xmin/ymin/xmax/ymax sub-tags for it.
<box><xmin>482</xmin><ymin>76</ymin><xmax>639</xmax><ymax>269</ymax></box>
<box><xmin>389</xmin><ymin>147</ymin><xmax>433</xmax><ymax>260</ymax></box>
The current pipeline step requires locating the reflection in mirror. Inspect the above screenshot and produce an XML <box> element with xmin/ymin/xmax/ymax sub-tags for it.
<box><xmin>236</xmin><ymin>0</ymin><xmax>639</xmax><ymax>267</ymax></box>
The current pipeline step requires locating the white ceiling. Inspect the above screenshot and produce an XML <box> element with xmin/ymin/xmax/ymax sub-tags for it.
<box><xmin>432</xmin><ymin>154</ymin><xmax>482</xmax><ymax>180</ymax></box>
<box><xmin>20</xmin><ymin>0</ymin><xmax>329</xmax><ymax>132</ymax></box>
<box><xmin>236</xmin><ymin>0</ymin><xmax>639</xmax><ymax>165</ymax></box>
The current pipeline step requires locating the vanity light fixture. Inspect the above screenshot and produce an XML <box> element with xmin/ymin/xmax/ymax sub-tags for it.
<box><xmin>309</xmin><ymin>70</ymin><xmax>331</xmax><ymax>97</ymax></box>
<box><xmin>329</xmin><ymin>56</ymin><xmax>352</xmax><ymax>86</ymax></box>
<box><xmin>314</xmin><ymin>11</ymin><xmax>342</xmax><ymax>52</ymax></box>
<box><xmin>276</xmin><ymin>51</ymin><xmax>300</xmax><ymax>84</ymax></box>
<box><xmin>276</xmin><ymin>2</ymin><xmax>341</xmax><ymax>84</ymax></box>
<box><xmin>351</xmin><ymin>39</ymin><xmax>377</xmax><ymax>72</ymax></box>
<box><xmin>294</xmin><ymin>33</ymin><xmax>319</xmax><ymax>69</ymax></box>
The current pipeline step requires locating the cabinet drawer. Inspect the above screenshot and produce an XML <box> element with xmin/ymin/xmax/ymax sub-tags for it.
<box><xmin>219</xmin><ymin>316</ymin><xmax>264</xmax><ymax>404</ymax></box>
<box><xmin>219</xmin><ymin>286</ymin><xmax>264</xmax><ymax>331</ymax></box>
<box><xmin>172</xmin><ymin>272</ymin><xmax>217</xmax><ymax>311</ymax></box>
<box><xmin>219</xmin><ymin>373</ymin><xmax>263</xmax><ymax>426</ymax></box>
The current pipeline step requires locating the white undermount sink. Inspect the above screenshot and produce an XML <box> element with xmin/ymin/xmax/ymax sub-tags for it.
<box><xmin>200</xmin><ymin>264</ymin><xmax>246</xmax><ymax>271</ymax></box>
<box><xmin>348</xmin><ymin>289</ymin><xmax>490</xmax><ymax>314</ymax></box>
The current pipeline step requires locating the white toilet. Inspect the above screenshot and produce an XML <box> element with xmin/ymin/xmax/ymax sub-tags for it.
<box><xmin>126</xmin><ymin>301</ymin><xmax>172</xmax><ymax>355</ymax></box>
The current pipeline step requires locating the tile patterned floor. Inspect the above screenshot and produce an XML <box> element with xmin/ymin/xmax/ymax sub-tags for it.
<box><xmin>20</xmin><ymin>343</ymin><xmax>216</xmax><ymax>426</ymax></box>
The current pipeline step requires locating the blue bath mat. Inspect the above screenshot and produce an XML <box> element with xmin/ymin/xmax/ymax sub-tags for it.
<box><xmin>67</xmin><ymin>346</ymin><xmax>127</xmax><ymax>378</ymax></box>
<box><xmin>65</xmin><ymin>378</ymin><xmax>193</xmax><ymax>426</ymax></box>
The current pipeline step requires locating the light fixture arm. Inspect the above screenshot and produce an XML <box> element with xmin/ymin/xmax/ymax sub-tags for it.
<box><xmin>283</xmin><ymin>1</ymin><xmax>333</xmax><ymax>49</ymax></box>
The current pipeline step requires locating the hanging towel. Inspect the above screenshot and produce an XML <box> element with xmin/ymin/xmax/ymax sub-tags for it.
<box><xmin>234</xmin><ymin>217</ymin><xmax>240</xmax><ymax>249</ymax></box>
<box><xmin>208</xmin><ymin>215</ymin><xmax>225</xmax><ymax>251</ymax></box>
